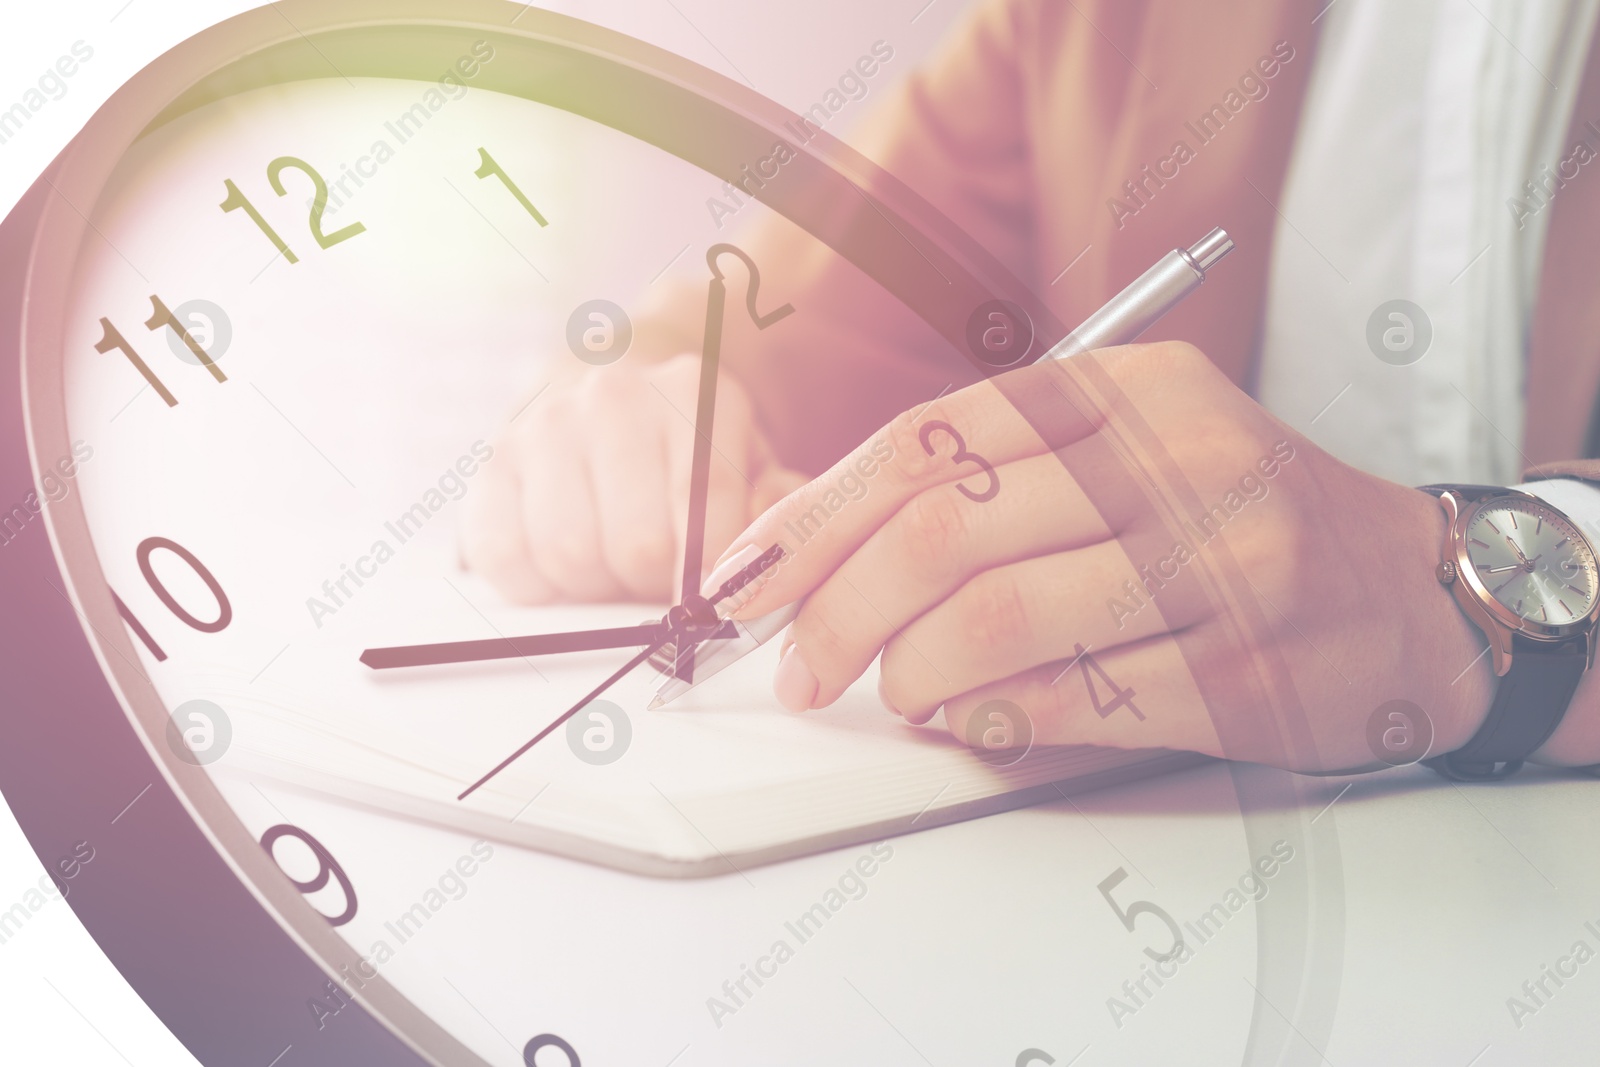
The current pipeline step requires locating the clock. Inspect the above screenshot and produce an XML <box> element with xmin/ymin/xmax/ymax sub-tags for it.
<box><xmin>0</xmin><ymin>2</ymin><xmax>1344</xmax><ymax>1064</ymax></box>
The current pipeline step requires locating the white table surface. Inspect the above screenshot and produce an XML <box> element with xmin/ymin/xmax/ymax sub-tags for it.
<box><xmin>214</xmin><ymin>755</ymin><xmax>1600</xmax><ymax>1067</ymax></box>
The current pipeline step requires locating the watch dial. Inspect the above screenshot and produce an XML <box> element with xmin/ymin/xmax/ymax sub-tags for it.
<box><xmin>1464</xmin><ymin>499</ymin><xmax>1598</xmax><ymax>624</ymax></box>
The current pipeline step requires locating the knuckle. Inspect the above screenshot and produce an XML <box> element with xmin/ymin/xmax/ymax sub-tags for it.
<box><xmin>958</xmin><ymin>571</ymin><xmax>1034</xmax><ymax>655</ymax></box>
<box><xmin>648</xmin><ymin>352</ymin><xmax>702</xmax><ymax>395</ymax></box>
<box><xmin>536</xmin><ymin>533</ymin><xmax>597</xmax><ymax>580</ymax></box>
<box><xmin>605</xmin><ymin>532</ymin><xmax>674</xmax><ymax>595</ymax></box>
<box><xmin>1102</xmin><ymin>338</ymin><xmax>1210</xmax><ymax>392</ymax></box>
<box><xmin>1239</xmin><ymin>510</ymin><xmax>1306</xmax><ymax>598</ymax></box>
<box><xmin>578</xmin><ymin>362</ymin><xmax>641</xmax><ymax>406</ymax></box>
<box><xmin>895</xmin><ymin>487</ymin><xmax>972</xmax><ymax>585</ymax></box>
<box><xmin>1155</xmin><ymin>339</ymin><xmax>1207</xmax><ymax>368</ymax></box>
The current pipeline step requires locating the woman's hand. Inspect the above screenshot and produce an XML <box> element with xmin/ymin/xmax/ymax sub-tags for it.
<box><xmin>462</xmin><ymin>354</ymin><xmax>807</xmax><ymax>603</ymax></box>
<box><xmin>711</xmin><ymin>342</ymin><xmax>1517</xmax><ymax>773</ymax></box>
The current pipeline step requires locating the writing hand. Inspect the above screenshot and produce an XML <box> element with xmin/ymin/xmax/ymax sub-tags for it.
<box><xmin>706</xmin><ymin>343</ymin><xmax>1553</xmax><ymax>772</ymax></box>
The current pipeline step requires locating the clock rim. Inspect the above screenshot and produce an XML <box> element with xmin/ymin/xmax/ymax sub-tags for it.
<box><xmin>1</xmin><ymin>1</ymin><xmax>1343</xmax><ymax>1065</ymax></box>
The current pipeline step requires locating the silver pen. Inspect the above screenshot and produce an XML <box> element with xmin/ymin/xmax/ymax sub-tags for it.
<box><xmin>648</xmin><ymin>227</ymin><xmax>1236</xmax><ymax>709</ymax></box>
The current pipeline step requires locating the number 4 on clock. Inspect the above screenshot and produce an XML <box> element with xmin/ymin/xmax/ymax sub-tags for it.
<box><xmin>1072</xmin><ymin>643</ymin><xmax>1144</xmax><ymax>721</ymax></box>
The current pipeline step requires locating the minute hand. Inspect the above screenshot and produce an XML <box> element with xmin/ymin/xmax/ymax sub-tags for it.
<box><xmin>675</xmin><ymin>244</ymin><xmax>793</xmax><ymax>677</ymax></box>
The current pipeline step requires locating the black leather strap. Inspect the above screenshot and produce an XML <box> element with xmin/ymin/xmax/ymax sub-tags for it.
<box><xmin>1422</xmin><ymin>634</ymin><xmax>1588</xmax><ymax>780</ymax></box>
<box><xmin>1416</xmin><ymin>482</ymin><xmax>1507</xmax><ymax>501</ymax></box>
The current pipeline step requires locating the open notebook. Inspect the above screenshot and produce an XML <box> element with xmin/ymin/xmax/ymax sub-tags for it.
<box><xmin>208</xmin><ymin>575</ymin><xmax>1203</xmax><ymax>877</ymax></box>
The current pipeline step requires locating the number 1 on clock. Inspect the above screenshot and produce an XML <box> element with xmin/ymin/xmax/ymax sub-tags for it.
<box><xmin>474</xmin><ymin>148</ymin><xmax>548</xmax><ymax>227</ymax></box>
<box><xmin>219</xmin><ymin>177</ymin><xmax>298</xmax><ymax>263</ymax></box>
<box><xmin>94</xmin><ymin>318</ymin><xmax>177</xmax><ymax>407</ymax></box>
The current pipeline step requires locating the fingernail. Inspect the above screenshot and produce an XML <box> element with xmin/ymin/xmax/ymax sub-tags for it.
<box><xmin>700</xmin><ymin>543</ymin><xmax>764</xmax><ymax>598</ymax></box>
<box><xmin>774</xmin><ymin>644</ymin><xmax>819</xmax><ymax>712</ymax></box>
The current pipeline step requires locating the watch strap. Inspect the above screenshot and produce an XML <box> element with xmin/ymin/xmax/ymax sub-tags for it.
<box><xmin>1416</xmin><ymin>482</ymin><xmax>1509</xmax><ymax>502</ymax></box>
<box><xmin>1421</xmin><ymin>633</ymin><xmax>1587</xmax><ymax>780</ymax></box>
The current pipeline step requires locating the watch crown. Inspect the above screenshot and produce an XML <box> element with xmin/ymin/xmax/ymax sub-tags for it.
<box><xmin>1436</xmin><ymin>560</ymin><xmax>1457</xmax><ymax>585</ymax></box>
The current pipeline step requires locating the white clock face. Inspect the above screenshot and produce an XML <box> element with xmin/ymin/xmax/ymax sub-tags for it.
<box><xmin>35</xmin><ymin>33</ymin><xmax>1283</xmax><ymax>1067</ymax></box>
<box><xmin>1464</xmin><ymin>500</ymin><xmax>1598</xmax><ymax>624</ymax></box>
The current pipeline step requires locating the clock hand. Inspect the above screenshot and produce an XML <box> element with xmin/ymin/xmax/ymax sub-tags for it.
<box><xmin>649</xmin><ymin>543</ymin><xmax>787</xmax><ymax>685</ymax></box>
<box><xmin>451</xmin><ymin>563</ymin><xmax>780</xmax><ymax>796</ymax></box>
<box><xmin>457</xmin><ymin>639</ymin><xmax>664</xmax><ymax>800</ymax></box>
<box><xmin>675</xmin><ymin>269</ymin><xmax>725</xmax><ymax>681</ymax></box>
<box><xmin>675</xmin><ymin>246</ymin><xmax>793</xmax><ymax>682</ymax></box>
<box><xmin>456</xmin><ymin>573</ymin><xmax>765</xmax><ymax>798</ymax></box>
<box><xmin>360</xmin><ymin>622</ymin><xmax>714</xmax><ymax>670</ymax></box>
<box><xmin>649</xmin><ymin>544</ymin><xmax>787</xmax><ymax>708</ymax></box>
<box><xmin>649</xmin><ymin>602</ymin><xmax>799</xmax><ymax>710</ymax></box>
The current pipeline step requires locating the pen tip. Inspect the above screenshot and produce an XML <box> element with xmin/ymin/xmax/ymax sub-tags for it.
<box><xmin>646</xmin><ymin>695</ymin><xmax>665</xmax><ymax>711</ymax></box>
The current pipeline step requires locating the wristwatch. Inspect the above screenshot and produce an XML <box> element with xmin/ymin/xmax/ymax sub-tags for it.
<box><xmin>1424</xmin><ymin>484</ymin><xmax>1600</xmax><ymax>780</ymax></box>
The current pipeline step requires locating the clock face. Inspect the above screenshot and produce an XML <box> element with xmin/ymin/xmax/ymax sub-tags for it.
<box><xmin>1464</xmin><ymin>499</ymin><xmax>1599</xmax><ymax>625</ymax></box>
<box><xmin>3</xmin><ymin>6</ymin><xmax>1343</xmax><ymax>1067</ymax></box>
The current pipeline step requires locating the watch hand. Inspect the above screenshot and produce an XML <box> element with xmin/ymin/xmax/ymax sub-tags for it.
<box><xmin>457</xmin><ymin>639</ymin><xmax>663</xmax><ymax>800</ymax></box>
<box><xmin>1506</xmin><ymin>536</ymin><xmax>1532</xmax><ymax>567</ymax></box>
<box><xmin>361</xmin><ymin>623</ymin><xmax>669</xmax><ymax>669</ymax></box>
<box><xmin>1482</xmin><ymin>564</ymin><xmax>1519</xmax><ymax>574</ymax></box>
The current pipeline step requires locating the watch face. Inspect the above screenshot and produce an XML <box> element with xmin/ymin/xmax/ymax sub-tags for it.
<box><xmin>1464</xmin><ymin>497</ymin><xmax>1599</xmax><ymax>625</ymax></box>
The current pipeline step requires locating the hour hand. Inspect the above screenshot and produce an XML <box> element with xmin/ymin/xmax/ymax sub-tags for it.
<box><xmin>360</xmin><ymin>623</ymin><xmax>666</xmax><ymax>670</ymax></box>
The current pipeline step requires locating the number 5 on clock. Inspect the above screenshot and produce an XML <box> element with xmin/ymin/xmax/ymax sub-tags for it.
<box><xmin>1098</xmin><ymin>866</ymin><xmax>1184</xmax><ymax>962</ymax></box>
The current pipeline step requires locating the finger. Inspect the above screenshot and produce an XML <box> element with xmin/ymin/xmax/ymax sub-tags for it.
<box><xmin>785</xmin><ymin>452</ymin><xmax>1113</xmax><ymax>709</ymax></box>
<box><xmin>750</xmin><ymin>466</ymin><xmax>809</xmax><ymax>522</ymax></box>
<box><xmin>701</xmin><ymin>385</ymin><xmax>769</xmax><ymax>584</ymax></box>
<box><xmin>459</xmin><ymin>434</ymin><xmax>561</xmax><ymax>603</ymax></box>
<box><xmin>880</xmin><ymin>537</ymin><xmax>1208</xmax><ymax>724</ymax></box>
<box><xmin>745</xmin><ymin>429</ymin><xmax>808</xmax><ymax>521</ymax></box>
<box><xmin>583</xmin><ymin>372</ymin><xmax>678</xmax><ymax>599</ymax></box>
<box><xmin>517</xmin><ymin>407</ymin><xmax>619</xmax><ymax>601</ymax></box>
<box><xmin>721</xmin><ymin>358</ymin><xmax>1106</xmax><ymax>615</ymax></box>
<box><xmin>939</xmin><ymin>632</ymin><xmax>1224</xmax><ymax>760</ymax></box>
